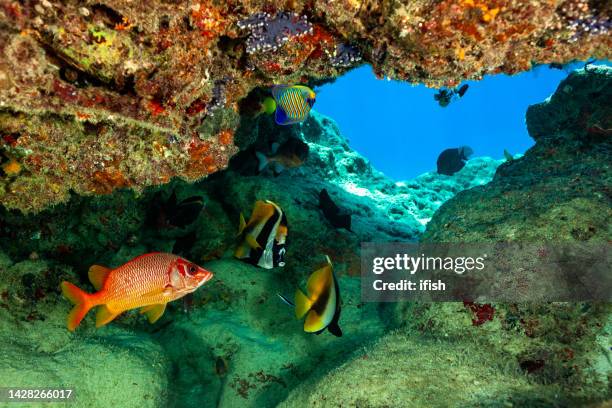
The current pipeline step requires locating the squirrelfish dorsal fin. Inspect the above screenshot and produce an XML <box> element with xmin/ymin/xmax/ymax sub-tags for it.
<box><xmin>88</xmin><ymin>265</ymin><xmax>112</xmax><ymax>291</ymax></box>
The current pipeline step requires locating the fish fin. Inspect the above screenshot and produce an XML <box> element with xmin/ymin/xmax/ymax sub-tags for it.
<box><xmin>327</xmin><ymin>320</ymin><xmax>343</xmax><ymax>337</ymax></box>
<box><xmin>271</xmin><ymin>85</ymin><xmax>289</xmax><ymax>100</ymax></box>
<box><xmin>295</xmin><ymin>289</ymin><xmax>313</xmax><ymax>319</ymax></box>
<box><xmin>234</xmin><ymin>243</ymin><xmax>249</xmax><ymax>259</ymax></box>
<box><xmin>237</xmin><ymin>212</ymin><xmax>246</xmax><ymax>236</ymax></box>
<box><xmin>249</xmin><ymin>201</ymin><xmax>276</xmax><ymax>224</ymax></box>
<box><xmin>277</xmin><ymin>293</ymin><xmax>295</xmax><ymax>307</ymax></box>
<box><xmin>304</xmin><ymin>310</ymin><xmax>325</xmax><ymax>333</ymax></box>
<box><xmin>88</xmin><ymin>265</ymin><xmax>111</xmax><ymax>291</ymax></box>
<box><xmin>245</xmin><ymin>234</ymin><xmax>261</xmax><ymax>250</ymax></box>
<box><xmin>61</xmin><ymin>281</ymin><xmax>94</xmax><ymax>332</ymax></box>
<box><xmin>272</xmin><ymin>162</ymin><xmax>285</xmax><ymax>175</ymax></box>
<box><xmin>274</xmin><ymin>106</ymin><xmax>290</xmax><ymax>125</ymax></box>
<box><xmin>255</xmin><ymin>151</ymin><xmax>269</xmax><ymax>172</ymax></box>
<box><xmin>141</xmin><ymin>303</ymin><xmax>167</xmax><ymax>324</ymax></box>
<box><xmin>140</xmin><ymin>305</ymin><xmax>155</xmax><ymax>314</ymax></box>
<box><xmin>270</xmin><ymin>142</ymin><xmax>280</xmax><ymax>154</ymax></box>
<box><xmin>95</xmin><ymin>304</ymin><xmax>120</xmax><ymax>328</ymax></box>
<box><xmin>306</xmin><ymin>262</ymin><xmax>333</xmax><ymax>299</ymax></box>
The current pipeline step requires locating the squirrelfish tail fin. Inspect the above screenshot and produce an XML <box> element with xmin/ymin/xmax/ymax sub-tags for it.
<box><xmin>61</xmin><ymin>281</ymin><xmax>94</xmax><ymax>332</ymax></box>
<box><xmin>295</xmin><ymin>288</ymin><xmax>313</xmax><ymax>319</ymax></box>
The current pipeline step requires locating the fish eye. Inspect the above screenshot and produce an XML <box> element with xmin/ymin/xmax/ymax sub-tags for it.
<box><xmin>188</xmin><ymin>265</ymin><xmax>197</xmax><ymax>274</ymax></box>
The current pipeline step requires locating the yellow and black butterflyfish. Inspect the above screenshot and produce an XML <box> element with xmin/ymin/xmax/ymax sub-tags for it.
<box><xmin>292</xmin><ymin>255</ymin><xmax>342</xmax><ymax>337</ymax></box>
<box><xmin>235</xmin><ymin>200</ymin><xmax>287</xmax><ymax>269</ymax></box>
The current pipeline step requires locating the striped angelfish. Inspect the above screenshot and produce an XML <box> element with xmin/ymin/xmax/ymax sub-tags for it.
<box><xmin>271</xmin><ymin>85</ymin><xmax>316</xmax><ymax>125</ymax></box>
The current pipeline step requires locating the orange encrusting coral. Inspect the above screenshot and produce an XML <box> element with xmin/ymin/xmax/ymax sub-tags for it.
<box><xmin>92</xmin><ymin>168</ymin><xmax>129</xmax><ymax>194</ymax></box>
<box><xmin>217</xmin><ymin>129</ymin><xmax>234</xmax><ymax>145</ymax></box>
<box><xmin>2</xmin><ymin>159</ymin><xmax>22</xmax><ymax>176</ymax></box>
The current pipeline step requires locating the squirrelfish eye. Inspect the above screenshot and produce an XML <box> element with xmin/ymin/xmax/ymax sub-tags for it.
<box><xmin>188</xmin><ymin>265</ymin><xmax>197</xmax><ymax>274</ymax></box>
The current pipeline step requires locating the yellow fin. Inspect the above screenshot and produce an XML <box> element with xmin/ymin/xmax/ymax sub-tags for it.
<box><xmin>295</xmin><ymin>289</ymin><xmax>313</xmax><ymax>319</ymax></box>
<box><xmin>304</xmin><ymin>310</ymin><xmax>325</xmax><ymax>333</ymax></box>
<box><xmin>237</xmin><ymin>213</ymin><xmax>246</xmax><ymax>235</ymax></box>
<box><xmin>245</xmin><ymin>234</ymin><xmax>261</xmax><ymax>250</ymax></box>
<box><xmin>306</xmin><ymin>262</ymin><xmax>333</xmax><ymax>299</ymax></box>
<box><xmin>88</xmin><ymin>265</ymin><xmax>111</xmax><ymax>291</ymax></box>
<box><xmin>141</xmin><ymin>303</ymin><xmax>166</xmax><ymax>323</ymax></box>
<box><xmin>249</xmin><ymin>201</ymin><xmax>276</xmax><ymax>224</ymax></box>
<box><xmin>234</xmin><ymin>243</ymin><xmax>248</xmax><ymax>259</ymax></box>
<box><xmin>95</xmin><ymin>304</ymin><xmax>120</xmax><ymax>328</ymax></box>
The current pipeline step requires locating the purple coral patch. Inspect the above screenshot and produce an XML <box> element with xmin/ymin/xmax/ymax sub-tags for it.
<box><xmin>329</xmin><ymin>43</ymin><xmax>362</xmax><ymax>67</ymax></box>
<box><xmin>238</xmin><ymin>11</ymin><xmax>313</xmax><ymax>54</ymax></box>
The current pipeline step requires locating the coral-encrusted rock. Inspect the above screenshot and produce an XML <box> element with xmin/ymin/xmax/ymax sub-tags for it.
<box><xmin>0</xmin><ymin>1</ymin><xmax>610</xmax><ymax>212</ymax></box>
<box><xmin>415</xmin><ymin>66</ymin><xmax>611</xmax><ymax>400</ymax></box>
<box><xmin>526</xmin><ymin>65</ymin><xmax>612</xmax><ymax>143</ymax></box>
<box><xmin>424</xmin><ymin>66</ymin><xmax>611</xmax><ymax>243</ymax></box>
<box><xmin>282</xmin><ymin>67</ymin><xmax>612</xmax><ymax>407</ymax></box>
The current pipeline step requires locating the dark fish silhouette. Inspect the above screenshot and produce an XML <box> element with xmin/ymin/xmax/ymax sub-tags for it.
<box><xmin>436</xmin><ymin>146</ymin><xmax>473</xmax><ymax>176</ymax></box>
<box><xmin>319</xmin><ymin>189</ymin><xmax>351</xmax><ymax>231</ymax></box>
<box><xmin>434</xmin><ymin>84</ymin><xmax>469</xmax><ymax>107</ymax></box>
<box><xmin>256</xmin><ymin>138</ymin><xmax>310</xmax><ymax>174</ymax></box>
<box><xmin>456</xmin><ymin>84</ymin><xmax>469</xmax><ymax>97</ymax></box>
<box><xmin>172</xmin><ymin>231</ymin><xmax>198</xmax><ymax>256</ymax></box>
<box><xmin>149</xmin><ymin>191</ymin><xmax>204</xmax><ymax>229</ymax></box>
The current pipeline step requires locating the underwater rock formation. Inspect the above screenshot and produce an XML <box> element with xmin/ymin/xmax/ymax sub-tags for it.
<box><xmin>282</xmin><ymin>66</ymin><xmax>611</xmax><ymax>407</ymax></box>
<box><xmin>0</xmin><ymin>0</ymin><xmax>610</xmax><ymax>211</ymax></box>
<box><xmin>0</xmin><ymin>110</ymin><xmax>501</xmax><ymax>406</ymax></box>
<box><xmin>0</xmin><ymin>253</ymin><xmax>171</xmax><ymax>407</ymax></box>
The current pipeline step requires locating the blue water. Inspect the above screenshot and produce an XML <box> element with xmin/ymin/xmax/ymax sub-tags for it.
<box><xmin>314</xmin><ymin>63</ymin><xmax>589</xmax><ymax>180</ymax></box>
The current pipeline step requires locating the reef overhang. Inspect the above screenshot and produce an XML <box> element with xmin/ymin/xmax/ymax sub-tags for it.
<box><xmin>0</xmin><ymin>0</ymin><xmax>610</xmax><ymax>212</ymax></box>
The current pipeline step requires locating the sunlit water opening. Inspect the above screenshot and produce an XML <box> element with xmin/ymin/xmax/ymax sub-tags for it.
<box><xmin>314</xmin><ymin>62</ymin><xmax>593</xmax><ymax>180</ymax></box>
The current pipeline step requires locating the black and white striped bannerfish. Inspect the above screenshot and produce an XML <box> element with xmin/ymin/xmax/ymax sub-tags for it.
<box><xmin>271</xmin><ymin>85</ymin><xmax>316</xmax><ymax>125</ymax></box>
<box><xmin>235</xmin><ymin>200</ymin><xmax>287</xmax><ymax>269</ymax></box>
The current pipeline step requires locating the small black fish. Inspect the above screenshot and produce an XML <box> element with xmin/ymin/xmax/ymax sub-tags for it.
<box><xmin>456</xmin><ymin>84</ymin><xmax>469</xmax><ymax>97</ymax></box>
<box><xmin>433</xmin><ymin>89</ymin><xmax>452</xmax><ymax>107</ymax></box>
<box><xmin>149</xmin><ymin>191</ymin><xmax>204</xmax><ymax>229</ymax></box>
<box><xmin>172</xmin><ymin>231</ymin><xmax>198</xmax><ymax>256</ymax></box>
<box><xmin>436</xmin><ymin>146</ymin><xmax>473</xmax><ymax>176</ymax></box>
<box><xmin>319</xmin><ymin>189</ymin><xmax>351</xmax><ymax>231</ymax></box>
<box><xmin>548</xmin><ymin>62</ymin><xmax>564</xmax><ymax>70</ymax></box>
<box><xmin>434</xmin><ymin>85</ymin><xmax>469</xmax><ymax>107</ymax></box>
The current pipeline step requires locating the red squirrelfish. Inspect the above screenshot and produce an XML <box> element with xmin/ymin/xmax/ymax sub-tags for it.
<box><xmin>60</xmin><ymin>252</ymin><xmax>213</xmax><ymax>331</ymax></box>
